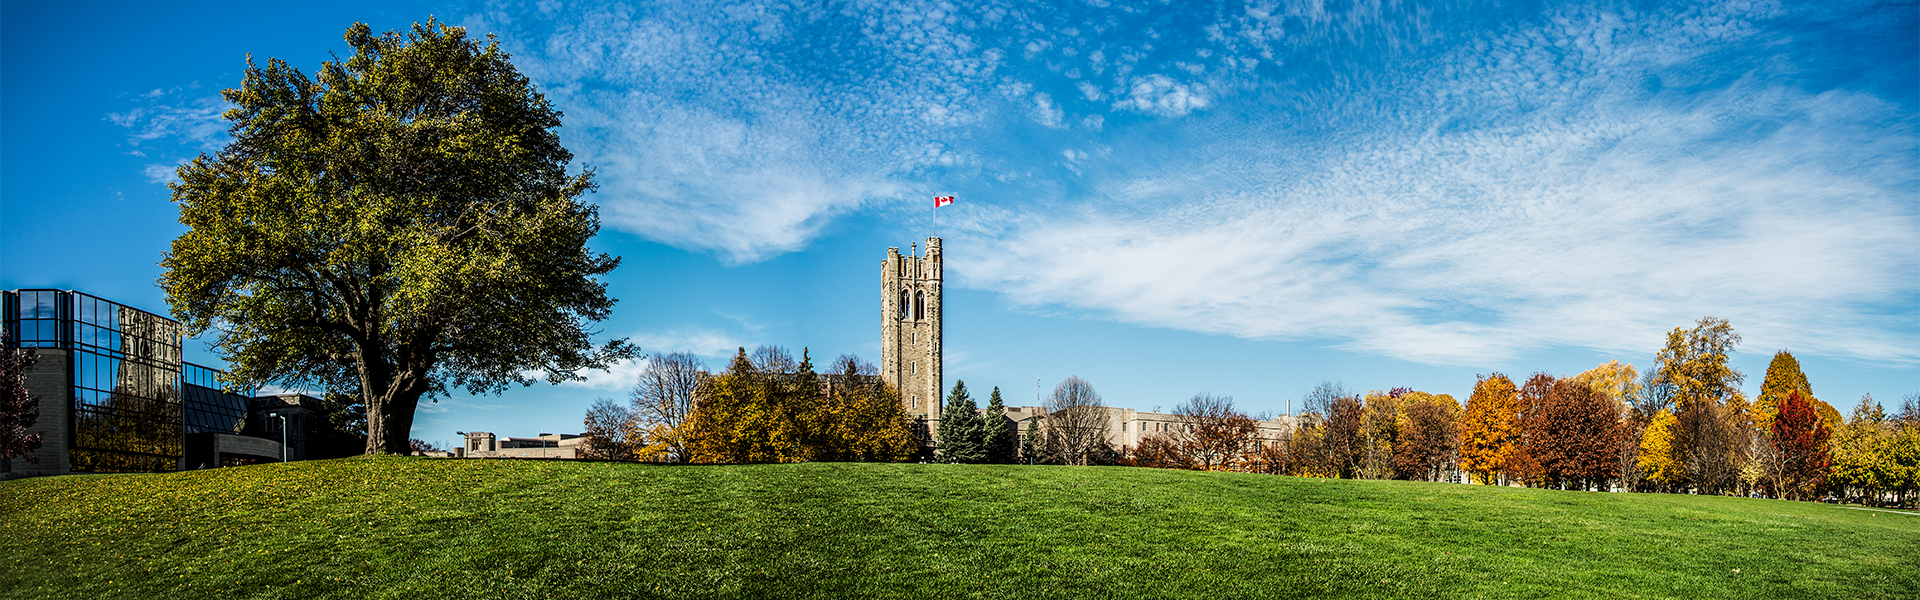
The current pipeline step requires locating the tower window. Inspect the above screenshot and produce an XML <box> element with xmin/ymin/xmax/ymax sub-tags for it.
<box><xmin>898</xmin><ymin>290</ymin><xmax>909</xmax><ymax>320</ymax></box>
<box><xmin>915</xmin><ymin>290</ymin><xmax>925</xmax><ymax>320</ymax></box>
<box><xmin>911</xmin><ymin>362</ymin><xmax>916</xmax><ymax>374</ymax></box>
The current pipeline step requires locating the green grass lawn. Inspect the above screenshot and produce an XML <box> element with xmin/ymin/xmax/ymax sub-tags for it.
<box><xmin>1</xmin><ymin>457</ymin><xmax>1913</xmax><ymax>599</ymax></box>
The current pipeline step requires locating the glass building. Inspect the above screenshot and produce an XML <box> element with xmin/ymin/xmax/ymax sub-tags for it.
<box><xmin>3</xmin><ymin>289</ymin><xmax>258</xmax><ymax>475</ymax></box>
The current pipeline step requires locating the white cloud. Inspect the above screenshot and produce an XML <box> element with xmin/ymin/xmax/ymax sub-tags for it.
<box><xmin>956</xmin><ymin>2</ymin><xmax>1920</xmax><ymax>366</ymax></box>
<box><xmin>142</xmin><ymin>162</ymin><xmax>185</xmax><ymax>185</ymax></box>
<box><xmin>107</xmin><ymin>91</ymin><xmax>228</xmax><ymax>151</ymax></box>
<box><xmin>1112</xmin><ymin>74</ymin><xmax>1209</xmax><ymax>116</ymax></box>
<box><xmin>556</xmin><ymin>327</ymin><xmax>751</xmax><ymax>390</ymax></box>
<box><xmin>630</xmin><ymin>327</ymin><xmax>754</xmax><ymax>361</ymax></box>
<box><xmin>1031</xmin><ymin>92</ymin><xmax>1065</xmax><ymax>128</ymax></box>
<box><xmin>469</xmin><ymin>2</ymin><xmax>1012</xmax><ymax>264</ymax></box>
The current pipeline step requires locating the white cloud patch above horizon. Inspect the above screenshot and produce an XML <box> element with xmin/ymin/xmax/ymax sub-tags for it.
<box><xmin>556</xmin><ymin>326</ymin><xmax>756</xmax><ymax>390</ymax></box>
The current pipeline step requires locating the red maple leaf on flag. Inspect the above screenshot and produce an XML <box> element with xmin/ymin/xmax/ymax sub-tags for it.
<box><xmin>934</xmin><ymin>196</ymin><xmax>954</xmax><ymax>208</ymax></box>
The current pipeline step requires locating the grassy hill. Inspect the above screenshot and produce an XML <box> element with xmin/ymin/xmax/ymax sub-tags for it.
<box><xmin>1</xmin><ymin>457</ymin><xmax>1913</xmax><ymax>599</ymax></box>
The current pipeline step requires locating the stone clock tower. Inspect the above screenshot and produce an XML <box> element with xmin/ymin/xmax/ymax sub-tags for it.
<box><xmin>881</xmin><ymin>237</ymin><xmax>942</xmax><ymax>425</ymax></box>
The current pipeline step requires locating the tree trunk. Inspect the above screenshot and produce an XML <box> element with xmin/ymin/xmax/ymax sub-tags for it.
<box><xmin>366</xmin><ymin>383</ymin><xmax>425</xmax><ymax>455</ymax></box>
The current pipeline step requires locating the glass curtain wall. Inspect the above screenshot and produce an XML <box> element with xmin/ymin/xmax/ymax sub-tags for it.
<box><xmin>5</xmin><ymin>290</ymin><xmax>187</xmax><ymax>473</ymax></box>
<box><xmin>182</xmin><ymin>362</ymin><xmax>250</xmax><ymax>435</ymax></box>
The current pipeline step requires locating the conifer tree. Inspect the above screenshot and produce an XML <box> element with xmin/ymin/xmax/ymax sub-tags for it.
<box><xmin>1022</xmin><ymin>418</ymin><xmax>1038</xmax><ymax>464</ymax></box>
<box><xmin>937</xmin><ymin>380</ymin><xmax>986</xmax><ymax>463</ymax></box>
<box><xmin>982</xmin><ymin>386</ymin><xmax>1019</xmax><ymax>464</ymax></box>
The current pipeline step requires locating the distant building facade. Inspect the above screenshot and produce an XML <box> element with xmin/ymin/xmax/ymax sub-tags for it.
<box><xmin>3</xmin><ymin>289</ymin><xmax>355</xmax><ymax>477</ymax></box>
<box><xmin>454</xmin><ymin>431</ymin><xmax>585</xmax><ymax>459</ymax></box>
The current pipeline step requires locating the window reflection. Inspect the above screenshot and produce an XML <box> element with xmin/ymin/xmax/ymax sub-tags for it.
<box><xmin>7</xmin><ymin>290</ymin><xmax>191</xmax><ymax>473</ymax></box>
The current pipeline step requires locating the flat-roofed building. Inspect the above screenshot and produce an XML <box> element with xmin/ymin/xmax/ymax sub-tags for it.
<box><xmin>453</xmin><ymin>431</ymin><xmax>585</xmax><ymax>459</ymax></box>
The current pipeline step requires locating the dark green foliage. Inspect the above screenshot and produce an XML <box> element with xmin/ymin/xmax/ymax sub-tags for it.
<box><xmin>160</xmin><ymin>20</ymin><xmax>632</xmax><ymax>455</ymax></box>
<box><xmin>982</xmin><ymin>387</ymin><xmax>1018</xmax><ymax>464</ymax></box>
<box><xmin>1022</xmin><ymin>418</ymin><xmax>1038</xmax><ymax>464</ymax></box>
<box><xmin>1</xmin><ymin>459</ymin><xmax>1914</xmax><ymax>599</ymax></box>
<box><xmin>937</xmin><ymin>380</ymin><xmax>985</xmax><ymax>463</ymax></box>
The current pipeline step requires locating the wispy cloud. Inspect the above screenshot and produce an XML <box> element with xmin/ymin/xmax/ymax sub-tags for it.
<box><xmin>467</xmin><ymin>2</ymin><xmax>1011</xmax><ymax>263</ymax></box>
<box><xmin>954</xmin><ymin>1</ymin><xmax>1919</xmax><ymax>366</ymax></box>
<box><xmin>107</xmin><ymin>86</ymin><xmax>229</xmax><ymax>186</ymax></box>
<box><xmin>555</xmin><ymin>326</ymin><xmax>751</xmax><ymax>391</ymax></box>
<box><xmin>107</xmin><ymin>88</ymin><xmax>228</xmax><ymax>151</ymax></box>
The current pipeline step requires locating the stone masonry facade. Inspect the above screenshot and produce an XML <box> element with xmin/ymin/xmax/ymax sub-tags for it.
<box><xmin>881</xmin><ymin>237</ymin><xmax>943</xmax><ymax>426</ymax></box>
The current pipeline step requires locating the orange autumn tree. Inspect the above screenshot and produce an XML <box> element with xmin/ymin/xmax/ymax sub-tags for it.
<box><xmin>1459</xmin><ymin>374</ymin><xmax>1520</xmax><ymax>485</ymax></box>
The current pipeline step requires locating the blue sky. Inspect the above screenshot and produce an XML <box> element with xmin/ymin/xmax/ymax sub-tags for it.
<box><xmin>3</xmin><ymin>0</ymin><xmax>1915</xmax><ymax>446</ymax></box>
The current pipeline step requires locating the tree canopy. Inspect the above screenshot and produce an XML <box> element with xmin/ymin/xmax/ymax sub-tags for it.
<box><xmin>1756</xmin><ymin>350</ymin><xmax>1815</xmax><ymax>430</ymax></box>
<box><xmin>160</xmin><ymin>20</ymin><xmax>632</xmax><ymax>455</ymax></box>
<box><xmin>1459</xmin><ymin>374</ymin><xmax>1519</xmax><ymax>485</ymax></box>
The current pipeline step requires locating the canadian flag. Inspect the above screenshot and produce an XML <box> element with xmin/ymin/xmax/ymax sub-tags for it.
<box><xmin>933</xmin><ymin>195</ymin><xmax>955</xmax><ymax>208</ymax></box>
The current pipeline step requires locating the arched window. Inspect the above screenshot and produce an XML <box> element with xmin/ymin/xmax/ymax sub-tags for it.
<box><xmin>898</xmin><ymin>290</ymin><xmax>909</xmax><ymax>320</ymax></box>
<box><xmin>915</xmin><ymin>290</ymin><xmax>925</xmax><ymax>320</ymax></box>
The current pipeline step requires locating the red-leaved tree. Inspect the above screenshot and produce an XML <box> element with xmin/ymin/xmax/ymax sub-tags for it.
<box><xmin>1506</xmin><ymin>372</ymin><xmax>1558</xmax><ymax>486</ymax></box>
<box><xmin>1526</xmin><ymin>380</ymin><xmax>1623</xmax><ymax>490</ymax></box>
<box><xmin>1772</xmin><ymin>390</ymin><xmax>1832</xmax><ymax>500</ymax></box>
<box><xmin>1</xmin><ymin>331</ymin><xmax>43</xmax><ymax>464</ymax></box>
<box><xmin>1394</xmin><ymin>399</ymin><xmax>1458</xmax><ymax>481</ymax></box>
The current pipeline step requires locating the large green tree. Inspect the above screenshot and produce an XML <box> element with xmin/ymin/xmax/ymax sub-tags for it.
<box><xmin>161</xmin><ymin>20</ymin><xmax>632</xmax><ymax>455</ymax></box>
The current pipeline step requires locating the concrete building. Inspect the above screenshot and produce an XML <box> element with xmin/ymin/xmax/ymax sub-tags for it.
<box><xmin>3</xmin><ymin>289</ymin><xmax>355</xmax><ymax>477</ymax></box>
<box><xmin>453</xmin><ymin>431</ymin><xmax>585</xmax><ymax>459</ymax></box>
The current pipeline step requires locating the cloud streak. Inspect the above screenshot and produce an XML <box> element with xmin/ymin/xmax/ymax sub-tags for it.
<box><xmin>947</xmin><ymin>1</ymin><xmax>1918</xmax><ymax>365</ymax></box>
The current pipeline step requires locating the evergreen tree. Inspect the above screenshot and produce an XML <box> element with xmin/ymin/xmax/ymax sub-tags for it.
<box><xmin>982</xmin><ymin>386</ymin><xmax>1019</xmax><ymax>464</ymax></box>
<box><xmin>1022</xmin><ymin>418</ymin><xmax>1038</xmax><ymax>464</ymax></box>
<box><xmin>937</xmin><ymin>380</ymin><xmax>986</xmax><ymax>463</ymax></box>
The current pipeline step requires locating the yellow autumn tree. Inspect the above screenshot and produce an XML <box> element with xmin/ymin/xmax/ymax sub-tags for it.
<box><xmin>816</xmin><ymin>355</ymin><xmax>916</xmax><ymax>462</ymax></box>
<box><xmin>1568</xmin><ymin>360</ymin><xmax>1638</xmax><ymax>413</ymax></box>
<box><xmin>1638</xmin><ymin>409</ymin><xmax>1683</xmax><ymax>492</ymax></box>
<box><xmin>683</xmin><ymin>348</ymin><xmax>815</xmax><ymax>464</ymax></box>
<box><xmin>1654</xmin><ymin>318</ymin><xmax>1743</xmax><ymax>410</ymax></box>
<box><xmin>1459</xmin><ymin>374</ymin><xmax>1519</xmax><ymax>485</ymax></box>
<box><xmin>1755</xmin><ymin>350</ymin><xmax>1815</xmax><ymax>430</ymax></box>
